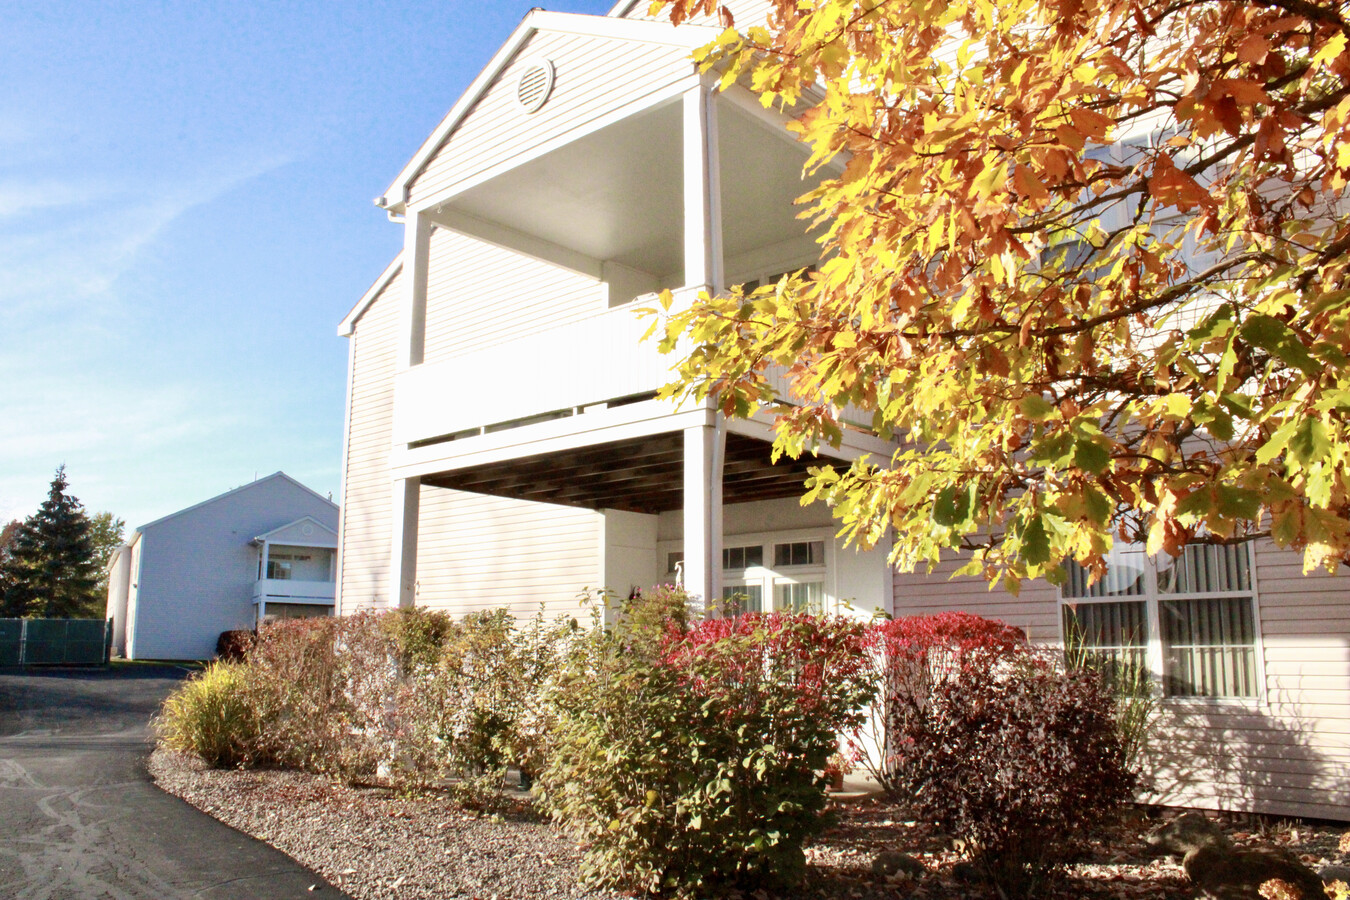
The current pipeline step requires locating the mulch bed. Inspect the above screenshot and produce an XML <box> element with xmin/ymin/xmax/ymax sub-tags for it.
<box><xmin>150</xmin><ymin>748</ymin><xmax>1348</xmax><ymax>899</ymax></box>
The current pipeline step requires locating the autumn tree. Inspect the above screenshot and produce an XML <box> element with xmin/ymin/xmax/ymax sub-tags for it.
<box><xmin>87</xmin><ymin>511</ymin><xmax>126</xmax><ymax>598</ymax></box>
<box><xmin>0</xmin><ymin>467</ymin><xmax>102</xmax><ymax>618</ymax></box>
<box><xmin>649</xmin><ymin>0</ymin><xmax>1350</xmax><ymax>587</ymax></box>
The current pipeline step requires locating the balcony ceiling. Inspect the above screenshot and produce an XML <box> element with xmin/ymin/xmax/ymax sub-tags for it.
<box><xmin>431</xmin><ymin>96</ymin><xmax>822</xmax><ymax>284</ymax></box>
<box><xmin>422</xmin><ymin>431</ymin><xmax>826</xmax><ymax>515</ymax></box>
<box><xmin>446</xmin><ymin>100</ymin><xmax>686</xmax><ymax>279</ymax></box>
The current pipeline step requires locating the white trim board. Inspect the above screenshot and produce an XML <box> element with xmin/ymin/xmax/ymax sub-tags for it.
<box><xmin>339</xmin><ymin>255</ymin><xmax>403</xmax><ymax>337</ymax></box>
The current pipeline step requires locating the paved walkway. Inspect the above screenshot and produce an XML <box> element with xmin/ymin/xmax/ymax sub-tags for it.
<box><xmin>0</xmin><ymin>664</ymin><xmax>352</xmax><ymax>900</ymax></box>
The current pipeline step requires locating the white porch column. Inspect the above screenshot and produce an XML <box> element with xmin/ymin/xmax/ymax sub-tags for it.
<box><xmin>682</xmin><ymin>421</ymin><xmax>725</xmax><ymax>611</ymax></box>
<box><xmin>399</xmin><ymin>209</ymin><xmax>432</xmax><ymax>370</ymax></box>
<box><xmin>682</xmin><ymin>82</ymin><xmax>724</xmax><ymax>292</ymax></box>
<box><xmin>388</xmin><ymin>477</ymin><xmax>420</xmax><ymax>609</ymax></box>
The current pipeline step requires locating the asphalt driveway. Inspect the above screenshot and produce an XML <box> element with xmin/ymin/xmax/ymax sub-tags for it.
<box><xmin>0</xmin><ymin>664</ymin><xmax>351</xmax><ymax>900</ymax></box>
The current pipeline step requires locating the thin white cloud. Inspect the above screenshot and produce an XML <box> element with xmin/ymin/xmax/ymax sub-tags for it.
<box><xmin>0</xmin><ymin>150</ymin><xmax>294</xmax><ymax>315</ymax></box>
<box><xmin>0</xmin><ymin>180</ymin><xmax>98</xmax><ymax>218</ymax></box>
<box><xmin>0</xmin><ymin>121</ymin><xmax>300</xmax><ymax>525</ymax></box>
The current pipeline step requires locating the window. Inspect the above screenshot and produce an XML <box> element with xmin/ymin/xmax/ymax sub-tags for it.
<box><xmin>774</xmin><ymin>580</ymin><xmax>824</xmax><ymax>614</ymax></box>
<box><xmin>774</xmin><ymin>540</ymin><xmax>824</xmax><ymax>567</ymax></box>
<box><xmin>720</xmin><ymin>583</ymin><xmax>763</xmax><ymax>616</ymax></box>
<box><xmin>1061</xmin><ymin>543</ymin><xmax>1259</xmax><ymax>699</ymax></box>
<box><xmin>267</xmin><ymin>559</ymin><xmax>293</xmax><ymax>580</ymax></box>
<box><xmin>723</xmin><ymin>545</ymin><xmax>764</xmax><ymax>569</ymax></box>
<box><xmin>662</xmin><ymin>533</ymin><xmax>832</xmax><ymax>617</ymax></box>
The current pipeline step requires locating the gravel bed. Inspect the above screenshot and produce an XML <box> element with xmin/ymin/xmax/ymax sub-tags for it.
<box><xmin>151</xmin><ymin>748</ymin><xmax>1350</xmax><ymax>900</ymax></box>
<box><xmin>150</xmin><ymin>749</ymin><xmax>620</xmax><ymax>900</ymax></box>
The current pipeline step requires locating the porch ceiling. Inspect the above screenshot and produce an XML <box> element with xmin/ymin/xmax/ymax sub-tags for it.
<box><xmin>442</xmin><ymin>100</ymin><xmax>686</xmax><ymax>279</ymax></box>
<box><xmin>426</xmin><ymin>96</ymin><xmax>822</xmax><ymax>286</ymax></box>
<box><xmin>422</xmin><ymin>431</ymin><xmax>825</xmax><ymax>514</ymax></box>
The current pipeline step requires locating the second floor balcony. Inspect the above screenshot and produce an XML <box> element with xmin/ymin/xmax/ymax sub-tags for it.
<box><xmin>392</xmin><ymin>290</ymin><xmax>684</xmax><ymax>448</ymax></box>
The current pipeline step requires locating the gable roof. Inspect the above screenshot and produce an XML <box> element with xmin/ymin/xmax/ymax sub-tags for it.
<box><xmin>252</xmin><ymin>515</ymin><xmax>339</xmax><ymax>546</ymax></box>
<box><xmin>377</xmin><ymin>9</ymin><xmax>718</xmax><ymax>214</ymax></box>
<box><xmin>339</xmin><ymin>253</ymin><xmax>402</xmax><ymax>337</ymax></box>
<box><xmin>135</xmin><ymin>472</ymin><xmax>337</xmax><ymax>534</ymax></box>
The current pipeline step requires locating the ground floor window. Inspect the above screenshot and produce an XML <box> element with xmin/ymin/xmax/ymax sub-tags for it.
<box><xmin>1060</xmin><ymin>542</ymin><xmax>1260</xmax><ymax>699</ymax></box>
<box><xmin>666</xmin><ymin>533</ymin><xmax>831</xmax><ymax>617</ymax></box>
<box><xmin>773</xmin><ymin>579</ymin><xmax>825</xmax><ymax>614</ymax></box>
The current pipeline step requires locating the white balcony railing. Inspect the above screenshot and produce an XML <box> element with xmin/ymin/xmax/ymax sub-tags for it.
<box><xmin>393</xmin><ymin>292</ymin><xmax>690</xmax><ymax>447</ymax></box>
<box><xmin>391</xmin><ymin>287</ymin><xmax>874</xmax><ymax>448</ymax></box>
<box><xmin>253</xmin><ymin>579</ymin><xmax>335</xmax><ymax>605</ymax></box>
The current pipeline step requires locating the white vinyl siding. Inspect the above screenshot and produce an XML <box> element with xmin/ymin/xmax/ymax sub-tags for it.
<box><xmin>422</xmin><ymin>229</ymin><xmax>602</xmax><ymax>364</ymax></box>
<box><xmin>341</xmin><ymin>254</ymin><xmax>605</xmax><ymax>622</ymax></box>
<box><xmin>338</xmin><ymin>268</ymin><xmax>402</xmax><ymax>613</ymax></box>
<box><xmin>616</xmin><ymin>0</ymin><xmax>774</xmax><ymax>27</ymax></box>
<box><xmin>892</xmin><ymin>553</ymin><xmax>1062</xmax><ymax>642</ymax></box>
<box><xmin>415</xmin><ymin>485</ymin><xmax>602</xmax><ymax>621</ymax></box>
<box><xmin>408</xmin><ymin>30</ymin><xmax>695</xmax><ymax>207</ymax></box>
<box><xmin>129</xmin><ymin>476</ymin><xmax>337</xmax><ymax>660</ymax></box>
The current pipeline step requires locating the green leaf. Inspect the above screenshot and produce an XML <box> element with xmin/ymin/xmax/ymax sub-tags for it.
<box><xmin>1021</xmin><ymin>515</ymin><xmax>1051</xmax><ymax>566</ymax></box>
<box><xmin>1073</xmin><ymin>438</ymin><xmax>1111</xmax><ymax>474</ymax></box>
<box><xmin>1289</xmin><ymin>417</ymin><xmax>1332</xmax><ymax>467</ymax></box>
<box><xmin>1187</xmin><ymin>304</ymin><xmax>1235</xmax><ymax>343</ymax></box>
<box><xmin>1240</xmin><ymin>315</ymin><xmax>1320</xmax><ymax>376</ymax></box>
<box><xmin>1019</xmin><ymin>394</ymin><xmax>1056</xmax><ymax>421</ymax></box>
<box><xmin>1216</xmin><ymin>485</ymin><xmax>1262</xmax><ymax>520</ymax></box>
<box><xmin>1175</xmin><ymin>488</ymin><xmax>1213</xmax><ymax>518</ymax></box>
<box><xmin>1255</xmin><ymin>422</ymin><xmax>1294</xmax><ymax>466</ymax></box>
<box><xmin>932</xmin><ymin>482</ymin><xmax>978</xmax><ymax>527</ymax></box>
<box><xmin>1083</xmin><ymin>486</ymin><xmax>1113</xmax><ymax>524</ymax></box>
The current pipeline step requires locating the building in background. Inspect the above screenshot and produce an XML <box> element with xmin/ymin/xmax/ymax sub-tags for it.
<box><xmin>106</xmin><ymin>472</ymin><xmax>338</xmax><ymax>660</ymax></box>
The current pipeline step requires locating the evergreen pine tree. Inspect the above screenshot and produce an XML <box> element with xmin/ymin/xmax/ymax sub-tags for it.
<box><xmin>0</xmin><ymin>466</ymin><xmax>101</xmax><ymax>618</ymax></box>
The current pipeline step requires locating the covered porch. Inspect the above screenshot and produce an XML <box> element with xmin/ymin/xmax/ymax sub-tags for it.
<box><xmin>390</xmin><ymin>408</ymin><xmax>895</xmax><ymax>613</ymax></box>
<box><xmin>389</xmin><ymin>80</ymin><xmax>833</xmax><ymax>451</ymax></box>
<box><xmin>251</xmin><ymin>516</ymin><xmax>338</xmax><ymax>624</ymax></box>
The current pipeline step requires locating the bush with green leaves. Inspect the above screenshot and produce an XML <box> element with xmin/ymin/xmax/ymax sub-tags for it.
<box><xmin>156</xmin><ymin>661</ymin><xmax>266</xmax><ymax>768</ymax></box>
<box><xmin>539</xmin><ymin>597</ymin><xmax>875</xmax><ymax>897</ymax></box>
<box><xmin>385</xmin><ymin>606</ymin><xmax>579</xmax><ymax>788</ymax></box>
<box><xmin>892</xmin><ymin>651</ymin><xmax>1135</xmax><ymax>897</ymax></box>
<box><xmin>380</xmin><ymin>606</ymin><xmax>456</xmax><ymax>673</ymax></box>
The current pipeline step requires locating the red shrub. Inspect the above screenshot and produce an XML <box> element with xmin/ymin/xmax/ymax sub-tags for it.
<box><xmin>664</xmin><ymin>612</ymin><xmax>874</xmax><ymax>723</ymax></box>
<box><xmin>853</xmin><ymin>612</ymin><xmax>1028</xmax><ymax>792</ymax></box>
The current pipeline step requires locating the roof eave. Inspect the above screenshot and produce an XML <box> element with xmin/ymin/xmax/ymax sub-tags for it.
<box><xmin>339</xmin><ymin>254</ymin><xmax>403</xmax><ymax>337</ymax></box>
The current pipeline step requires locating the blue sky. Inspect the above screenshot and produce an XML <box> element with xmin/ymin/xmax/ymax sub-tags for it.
<box><xmin>0</xmin><ymin>0</ymin><xmax>614</xmax><ymax>531</ymax></box>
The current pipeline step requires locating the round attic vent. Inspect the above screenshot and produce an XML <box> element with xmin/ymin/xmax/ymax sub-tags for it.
<box><xmin>302</xmin><ymin>524</ymin><xmax>314</xmax><ymax>536</ymax></box>
<box><xmin>516</xmin><ymin>58</ymin><xmax>555</xmax><ymax>113</ymax></box>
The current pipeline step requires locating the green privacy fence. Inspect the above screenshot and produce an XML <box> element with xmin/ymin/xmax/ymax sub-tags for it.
<box><xmin>0</xmin><ymin>618</ymin><xmax>112</xmax><ymax>666</ymax></box>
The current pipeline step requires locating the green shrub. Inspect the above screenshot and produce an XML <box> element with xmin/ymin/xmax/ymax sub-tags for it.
<box><xmin>891</xmin><ymin>652</ymin><xmax>1135</xmax><ymax>897</ymax></box>
<box><xmin>380</xmin><ymin>606</ymin><xmax>455</xmax><ymax>674</ymax></box>
<box><xmin>540</xmin><ymin>608</ymin><xmax>874</xmax><ymax>897</ymax></box>
<box><xmin>386</xmin><ymin>606</ymin><xmax>579</xmax><ymax>789</ymax></box>
<box><xmin>157</xmin><ymin>662</ymin><xmax>265</xmax><ymax>768</ymax></box>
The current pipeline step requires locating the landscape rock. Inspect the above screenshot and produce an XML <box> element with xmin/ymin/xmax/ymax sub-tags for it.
<box><xmin>871</xmin><ymin>851</ymin><xmax>925</xmax><ymax>879</ymax></box>
<box><xmin>1146</xmin><ymin>813</ymin><xmax>1327</xmax><ymax>899</ymax></box>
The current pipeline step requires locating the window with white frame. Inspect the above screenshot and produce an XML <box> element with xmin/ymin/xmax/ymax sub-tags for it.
<box><xmin>1060</xmin><ymin>542</ymin><xmax>1260</xmax><ymax>699</ymax></box>
<box><xmin>662</xmin><ymin>535</ymin><xmax>831</xmax><ymax>617</ymax></box>
<box><xmin>772</xmin><ymin>540</ymin><xmax>826</xmax><ymax>614</ymax></box>
<box><xmin>720</xmin><ymin>544</ymin><xmax>767</xmax><ymax>616</ymax></box>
